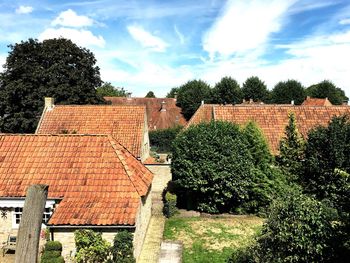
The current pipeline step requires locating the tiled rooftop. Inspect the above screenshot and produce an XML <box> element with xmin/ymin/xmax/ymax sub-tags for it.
<box><xmin>188</xmin><ymin>104</ymin><xmax>350</xmax><ymax>153</ymax></box>
<box><xmin>301</xmin><ymin>96</ymin><xmax>332</xmax><ymax>106</ymax></box>
<box><xmin>36</xmin><ymin>105</ymin><xmax>146</xmax><ymax>159</ymax></box>
<box><xmin>0</xmin><ymin>134</ymin><xmax>153</xmax><ymax>226</ymax></box>
<box><xmin>105</xmin><ymin>97</ymin><xmax>187</xmax><ymax>130</ymax></box>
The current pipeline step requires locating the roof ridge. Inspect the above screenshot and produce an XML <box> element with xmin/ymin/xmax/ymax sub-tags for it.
<box><xmin>0</xmin><ymin>133</ymin><xmax>110</xmax><ymax>137</ymax></box>
<box><xmin>106</xmin><ymin>135</ymin><xmax>144</xmax><ymax>197</ymax></box>
<box><xmin>54</xmin><ymin>104</ymin><xmax>146</xmax><ymax>108</ymax></box>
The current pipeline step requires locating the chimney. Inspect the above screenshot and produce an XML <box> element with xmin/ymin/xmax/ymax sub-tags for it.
<box><xmin>201</xmin><ymin>100</ymin><xmax>204</xmax><ymax>105</ymax></box>
<box><xmin>342</xmin><ymin>99</ymin><xmax>349</xmax><ymax>106</ymax></box>
<box><xmin>127</xmin><ymin>92</ymin><xmax>132</xmax><ymax>99</ymax></box>
<box><xmin>160</xmin><ymin>101</ymin><xmax>166</xmax><ymax>112</ymax></box>
<box><xmin>174</xmin><ymin>92</ymin><xmax>177</xmax><ymax>100</ymax></box>
<box><xmin>249</xmin><ymin>98</ymin><xmax>253</xmax><ymax>104</ymax></box>
<box><xmin>291</xmin><ymin>100</ymin><xmax>295</xmax><ymax>105</ymax></box>
<box><xmin>45</xmin><ymin>97</ymin><xmax>54</xmax><ymax>110</ymax></box>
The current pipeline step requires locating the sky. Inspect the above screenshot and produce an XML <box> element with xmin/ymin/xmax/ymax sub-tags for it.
<box><xmin>0</xmin><ymin>0</ymin><xmax>350</xmax><ymax>97</ymax></box>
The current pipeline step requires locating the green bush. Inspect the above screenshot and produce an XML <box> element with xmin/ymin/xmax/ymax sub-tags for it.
<box><xmin>44</xmin><ymin>241</ymin><xmax>63</xmax><ymax>251</ymax></box>
<box><xmin>253</xmin><ymin>190</ymin><xmax>335</xmax><ymax>262</ymax></box>
<box><xmin>41</xmin><ymin>241</ymin><xmax>64</xmax><ymax>263</ymax></box>
<box><xmin>112</xmin><ymin>230</ymin><xmax>135</xmax><ymax>263</ymax></box>
<box><xmin>149</xmin><ymin>125</ymin><xmax>183</xmax><ymax>153</ymax></box>
<box><xmin>163</xmin><ymin>192</ymin><xmax>178</xmax><ymax>218</ymax></box>
<box><xmin>74</xmin><ymin>229</ymin><xmax>111</xmax><ymax>263</ymax></box>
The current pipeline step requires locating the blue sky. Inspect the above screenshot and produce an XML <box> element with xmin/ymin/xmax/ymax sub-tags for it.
<box><xmin>1</xmin><ymin>0</ymin><xmax>350</xmax><ymax>97</ymax></box>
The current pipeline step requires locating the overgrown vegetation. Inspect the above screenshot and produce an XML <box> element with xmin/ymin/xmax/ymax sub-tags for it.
<box><xmin>149</xmin><ymin>125</ymin><xmax>183</xmax><ymax>153</ymax></box>
<box><xmin>41</xmin><ymin>241</ymin><xmax>64</xmax><ymax>263</ymax></box>
<box><xmin>172</xmin><ymin>121</ymin><xmax>288</xmax><ymax>214</ymax></box>
<box><xmin>112</xmin><ymin>230</ymin><xmax>135</xmax><ymax>263</ymax></box>
<box><xmin>163</xmin><ymin>192</ymin><xmax>178</xmax><ymax>218</ymax></box>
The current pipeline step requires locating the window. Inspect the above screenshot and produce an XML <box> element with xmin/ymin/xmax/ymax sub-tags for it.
<box><xmin>12</xmin><ymin>207</ymin><xmax>52</xmax><ymax>227</ymax></box>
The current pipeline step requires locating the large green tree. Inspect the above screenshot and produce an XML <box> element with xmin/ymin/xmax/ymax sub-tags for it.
<box><xmin>271</xmin><ymin>80</ymin><xmax>306</xmax><ymax>105</ymax></box>
<box><xmin>145</xmin><ymin>91</ymin><xmax>156</xmax><ymax>98</ymax></box>
<box><xmin>0</xmin><ymin>38</ymin><xmax>105</xmax><ymax>133</ymax></box>
<box><xmin>241</xmin><ymin>76</ymin><xmax>269</xmax><ymax>102</ymax></box>
<box><xmin>211</xmin><ymin>76</ymin><xmax>242</xmax><ymax>104</ymax></box>
<box><xmin>96</xmin><ymin>82</ymin><xmax>127</xmax><ymax>97</ymax></box>
<box><xmin>306</xmin><ymin>80</ymin><xmax>348</xmax><ymax>105</ymax></box>
<box><xmin>175</xmin><ymin>79</ymin><xmax>212</xmax><ymax>120</ymax></box>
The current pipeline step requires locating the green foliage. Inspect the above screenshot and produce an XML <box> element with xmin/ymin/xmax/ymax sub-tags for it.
<box><xmin>112</xmin><ymin>230</ymin><xmax>135</xmax><ymax>263</ymax></box>
<box><xmin>306</xmin><ymin>80</ymin><xmax>348</xmax><ymax>105</ymax></box>
<box><xmin>44</xmin><ymin>241</ymin><xmax>63</xmax><ymax>251</ymax></box>
<box><xmin>74</xmin><ymin>229</ymin><xmax>111</xmax><ymax>263</ymax></box>
<box><xmin>145</xmin><ymin>91</ymin><xmax>156</xmax><ymax>98</ymax></box>
<box><xmin>166</xmin><ymin>87</ymin><xmax>179</xmax><ymax>98</ymax></box>
<box><xmin>253</xmin><ymin>190</ymin><xmax>335</xmax><ymax>263</ymax></box>
<box><xmin>176</xmin><ymin>79</ymin><xmax>212</xmax><ymax>120</ymax></box>
<box><xmin>277</xmin><ymin>112</ymin><xmax>305</xmax><ymax>177</ymax></box>
<box><xmin>271</xmin><ymin>80</ymin><xmax>306</xmax><ymax>105</ymax></box>
<box><xmin>0</xmin><ymin>38</ymin><xmax>105</xmax><ymax>133</ymax></box>
<box><xmin>242</xmin><ymin>76</ymin><xmax>269</xmax><ymax>102</ymax></box>
<box><xmin>172</xmin><ymin>121</ymin><xmax>253</xmax><ymax>213</ymax></box>
<box><xmin>303</xmin><ymin>115</ymin><xmax>350</xmax><ymax>201</ymax></box>
<box><xmin>41</xmin><ymin>241</ymin><xmax>64</xmax><ymax>263</ymax></box>
<box><xmin>96</xmin><ymin>82</ymin><xmax>127</xmax><ymax>97</ymax></box>
<box><xmin>211</xmin><ymin>76</ymin><xmax>242</xmax><ymax>104</ymax></box>
<box><xmin>149</xmin><ymin>125</ymin><xmax>183</xmax><ymax>153</ymax></box>
<box><xmin>242</xmin><ymin>121</ymin><xmax>272</xmax><ymax>168</ymax></box>
<box><xmin>163</xmin><ymin>192</ymin><xmax>178</xmax><ymax>218</ymax></box>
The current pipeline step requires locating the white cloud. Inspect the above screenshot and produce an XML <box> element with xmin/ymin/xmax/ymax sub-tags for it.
<box><xmin>339</xmin><ymin>18</ymin><xmax>350</xmax><ymax>25</ymax></box>
<box><xmin>52</xmin><ymin>9</ymin><xmax>94</xmax><ymax>28</ymax></box>
<box><xmin>16</xmin><ymin>5</ymin><xmax>33</xmax><ymax>14</ymax></box>
<box><xmin>39</xmin><ymin>27</ymin><xmax>105</xmax><ymax>48</ymax></box>
<box><xmin>127</xmin><ymin>25</ymin><xmax>168</xmax><ymax>52</ymax></box>
<box><xmin>202</xmin><ymin>0</ymin><xmax>296</xmax><ymax>59</ymax></box>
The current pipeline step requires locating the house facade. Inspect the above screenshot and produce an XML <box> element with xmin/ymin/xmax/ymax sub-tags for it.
<box><xmin>0</xmin><ymin>134</ymin><xmax>153</xmax><ymax>260</ymax></box>
<box><xmin>36</xmin><ymin>98</ymin><xmax>150</xmax><ymax>162</ymax></box>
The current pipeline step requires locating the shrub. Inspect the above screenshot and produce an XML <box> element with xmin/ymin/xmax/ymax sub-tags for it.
<box><xmin>163</xmin><ymin>192</ymin><xmax>178</xmax><ymax>218</ymax></box>
<box><xmin>44</xmin><ymin>241</ymin><xmax>63</xmax><ymax>251</ymax></box>
<box><xmin>253</xmin><ymin>190</ymin><xmax>335</xmax><ymax>262</ymax></box>
<box><xmin>172</xmin><ymin>121</ymin><xmax>254</xmax><ymax>213</ymax></box>
<box><xmin>74</xmin><ymin>229</ymin><xmax>111</xmax><ymax>263</ymax></box>
<box><xmin>112</xmin><ymin>230</ymin><xmax>135</xmax><ymax>263</ymax></box>
<box><xmin>149</xmin><ymin>125</ymin><xmax>183</xmax><ymax>153</ymax></box>
<box><xmin>41</xmin><ymin>241</ymin><xmax>64</xmax><ymax>263</ymax></box>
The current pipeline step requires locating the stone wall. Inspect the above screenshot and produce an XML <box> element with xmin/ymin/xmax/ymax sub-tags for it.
<box><xmin>133</xmin><ymin>186</ymin><xmax>152</xmax><ymax>260</ymax></box>
<box><xmin>141</xmin><ymin>111</ymin><xmax>151</xmax><ymax>162</ymax></box>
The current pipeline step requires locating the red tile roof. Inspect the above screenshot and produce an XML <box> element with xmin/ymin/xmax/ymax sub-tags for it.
<box><xmin>105</xmin><ymin>97</ymin><xmax>187</xmax><ymax>130</ymax></box>
<box><xmin>36</xmin><ymin>105</ymin><xmax>146</xmax><ymax>159</ymax></box>
<box><xmin>302</xmin><ymin>96</ymin><xmax>332</xmax><ymax>106</ymax></box>
<box><xmin>188</xmin><ymin>104</ymin><xmax>350</xmax><ymax>153</ymax></box>
<box><xmin>0</xmin><ymin>134</ymin><xmax>153</xmax><ymax>226</ymax></box>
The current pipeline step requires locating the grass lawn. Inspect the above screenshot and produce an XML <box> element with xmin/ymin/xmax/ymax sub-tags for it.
<box><xmin>163</xmin><ymin>215</ymin><xmax>263</xmax><ymax>263</ymax></box>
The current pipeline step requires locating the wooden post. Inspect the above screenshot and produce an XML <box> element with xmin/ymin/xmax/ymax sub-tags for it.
<box><xmin>15</xmin><ymin>184</ymin><xmax>48</xmax><ymax>263</ymax></box>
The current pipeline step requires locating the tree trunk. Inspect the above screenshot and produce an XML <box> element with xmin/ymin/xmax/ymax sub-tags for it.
<box><xmin>15</xmin><ymin>184</ymin><xmax>48</xmax><ymax>263</ymax></box>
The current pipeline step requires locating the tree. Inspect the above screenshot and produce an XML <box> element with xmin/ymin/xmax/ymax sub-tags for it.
<box><xmin>175</xmin><ymin>79</ymin><xmax>212</xmax><ymax>120</ymax></box>
<box><xmin>112</xmin><ymin>230</ymin><xmax>135</xmax><ymax>263</ymax></box>
<box><xmin>277</xmin><ymin>112</ymin><xmax>305</xmax><ymax>176</ymax></box>
<box><xmin>166</xmin><ymin>87</ymin><xmax>179</xmax><ymax>98</ymax></box>
<box><xmin>171</xmin><ymin>121</ymin><xmax>253</xmax><ymax>213</ymax></box>
<box><xmin>242</xmin><ymin>121</ymin><xmax>272</xmax><ymax>168</ymax></box>
<box><xmin>96</xmin><ymin>82</ymin><xmax>127</xmax><ymax>97</ymax></box>
<box><xmin>253</xmin><ymin>191</ymin><xmax>335</xmax><ymax>263</ymax></box>
<box><xmin>306</xmin><ymin>80</ymin><xmax>348</xmax><ymax>105</ymax></box>
<box><xmin>211</xmin><ymin>76</ymin><xmax>242</xmax><ymax>104</ymax></box>
<box><xmin>241</xmin><ymin>76</ymin><xmax>269</xmax><ymax>102</ymax></box>
<box><xmin>0</xmin><ymin>38</ymin><xmax>105</xmax><ymax>133</ymax></box>
<box><xmin>145</xmin><ymin>91</ymin><xmax>156</xmax><ymax>98</ymax></box>
<box><xmin>271</xmin><ymin>80</ymin><xmax>306</xmax><ymax>105</ymax></box>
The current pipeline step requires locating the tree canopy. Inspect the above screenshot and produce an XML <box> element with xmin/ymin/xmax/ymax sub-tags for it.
<box><xmin>0</xmin><ymin>38</ymin><xmax>105</xmax><ymax>133</ymax></box>
<box><xmin>271</xmin><ymin>80</ymin><xmax>306</xmax><ymax>105</ymax></box>
<box><xmin>306</xmin><ymin>80</ymin><xmax>348</xmax><ymax>105</ymax></box>
<box><xmin>96</xmin><ymin>82</ymin><xmax>127</xmax><ymax>97</ymax></box>
<box><xmin>211</xmin><ymin>76</ymin><xmax>242</xmax><ymax>104</ymax></box>
<box><xmin>242</xmin><ymin>76</ymin><xmax>269</xmax><ymax>102</ymax></box>
<box><xmin>175</xmin><ymin>79</ymin><xmax>212</xmax><ymax>120</ymax></box>
<box><xmin>145</xmin><ymin>91</ymin><xmax>156</xmax><ymax>98</ymax></box>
